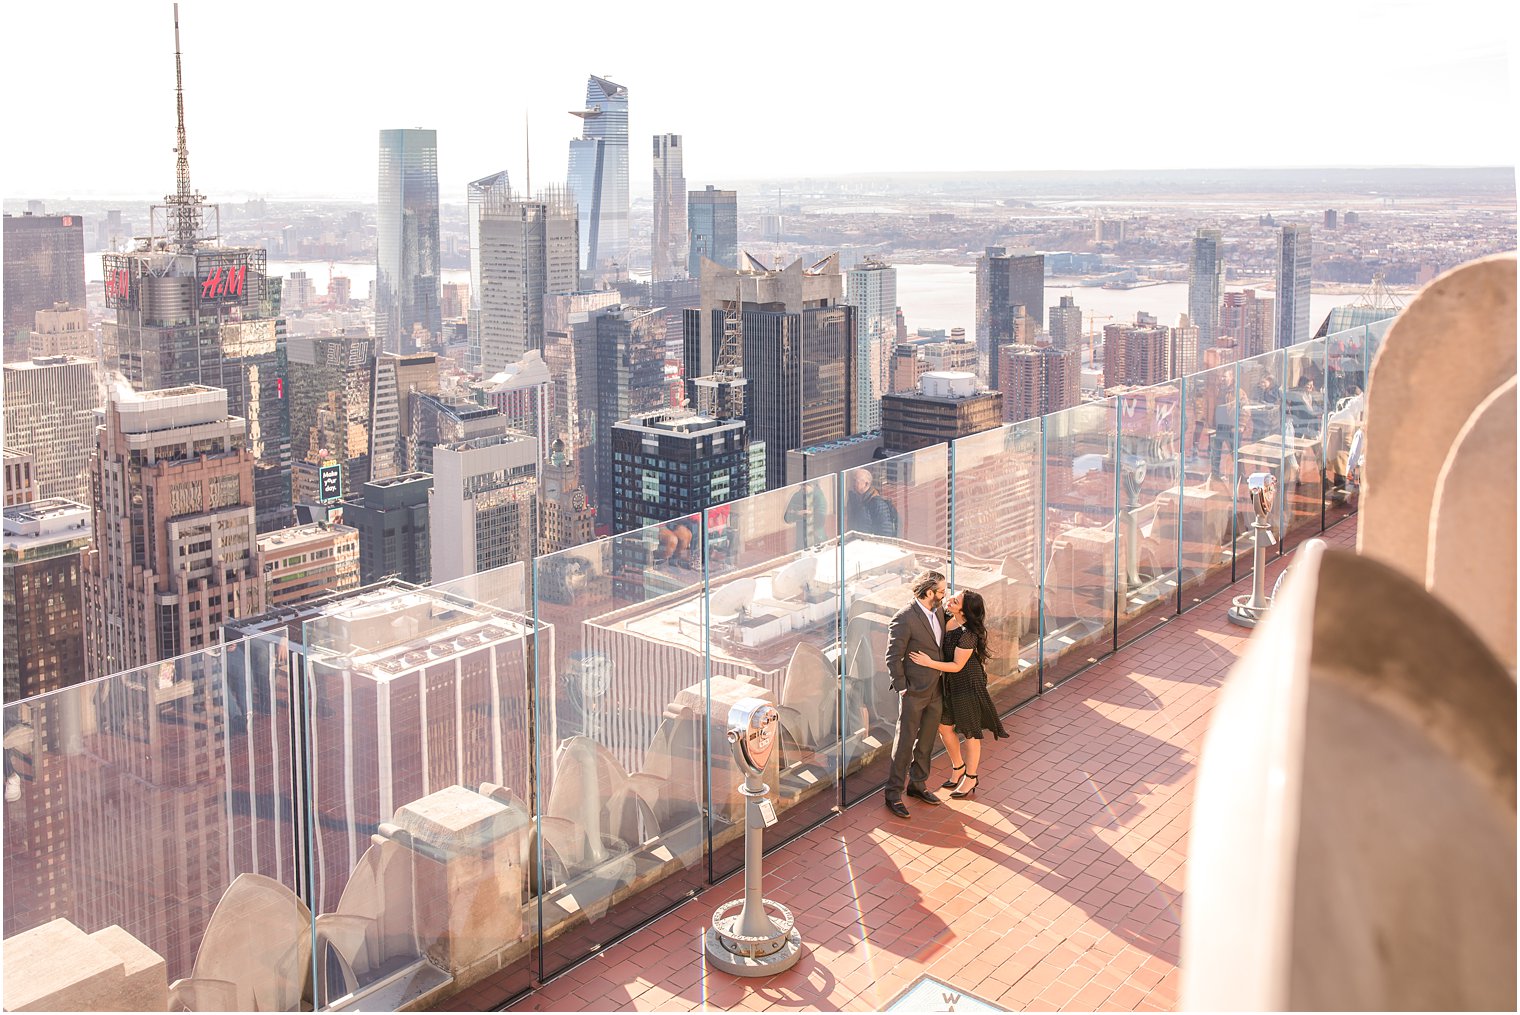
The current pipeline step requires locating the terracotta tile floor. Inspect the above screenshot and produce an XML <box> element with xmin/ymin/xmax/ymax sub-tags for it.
<box><xmin>504</xmin><ymin>525</ymin><xmax>1351</xmax><ymax>1013</ymax></box>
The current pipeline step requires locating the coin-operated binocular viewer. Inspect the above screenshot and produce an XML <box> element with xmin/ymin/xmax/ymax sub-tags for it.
<box><xmin>1228</xmin><ymin>472</ymin><xmax>1278</xmax><ymax>628</ymax></box>
<box><xmin>703</xmin><ymin>698</ymin><xmax>804</xmax><ymax>975</ymax></box>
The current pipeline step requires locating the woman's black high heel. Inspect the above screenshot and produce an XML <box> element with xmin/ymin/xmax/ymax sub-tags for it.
<box><xmin>951</xmin><ymin>773</ymin><xmax>979</xmax><ymax>799</ymax></box>
<box><xmin>941</xmin><ymin>763</ymin><xmax>965</xmax><ymax>789</ymax></box>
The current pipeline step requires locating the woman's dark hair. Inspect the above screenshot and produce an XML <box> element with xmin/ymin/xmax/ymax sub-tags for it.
<box><xmin>959</xmin><ymin>590</ymin><xmax>991</xmax><ymax>664</ymax></box>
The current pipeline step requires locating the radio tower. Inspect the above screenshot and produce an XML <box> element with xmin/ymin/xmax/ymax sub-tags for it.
<box><xmin>166</xmin><ymin>3</ymin><xmax>205</xmax><ymax>251</ymax></box>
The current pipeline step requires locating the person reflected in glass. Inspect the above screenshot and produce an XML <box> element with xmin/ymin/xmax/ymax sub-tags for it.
<box><xmin>784</xmin><ymin>480</ymin><xmax>827</xmax><ymax>550</ymax></box>
<box><xmin>847</xmin><ymin>468</ymin><xmax>899</xmax><ymax>539</ymax></box>
<box><xmin>910</xmin><ymin>589</ymin><xmax>1007</xmax><ymax>799</ymax></box>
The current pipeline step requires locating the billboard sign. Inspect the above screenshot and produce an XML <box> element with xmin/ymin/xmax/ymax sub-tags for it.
<box><xmin>318</xmin><ymin>463</ymin><xmax>343</xmax><ymax>503</ymax></box>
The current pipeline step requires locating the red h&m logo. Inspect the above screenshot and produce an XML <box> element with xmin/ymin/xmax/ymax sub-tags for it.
<box><xmin>105</xmin><ymin>268</ymin><xmax>130</xmax><ymax>298</ymax></box>
<box><xmin>200</xmin><ymin>264</ymin><xmax>247</xmax><ymax>299</ymax></box>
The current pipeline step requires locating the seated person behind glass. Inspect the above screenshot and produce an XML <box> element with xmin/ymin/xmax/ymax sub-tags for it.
<box><xmin>656</xmin><ymin>515</ymin><xmax>698</xmax><ymax>566</ymax></box>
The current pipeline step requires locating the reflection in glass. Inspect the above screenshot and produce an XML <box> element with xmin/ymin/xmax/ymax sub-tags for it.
<box><xmin>1041</xmin><ymin>400</ymin><xmax>1119</xmax><ymax>685</ymax></box>
<box><xmin>949</xmin><ymin>424</ymin><xmax>1041</xmax><ymax>712</ymax></box>
<box><xmin>533</xmin><ymin>521</ymin><xmax>707</xmax><ymax>977</ymax></box>
<box><xmin>1116</xmin><ymin>382</ymin><xmax>1183</xmax><ymax>643</ymax></box>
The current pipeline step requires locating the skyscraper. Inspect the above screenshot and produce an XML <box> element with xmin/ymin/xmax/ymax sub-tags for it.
<box><xmin>999</xmin><ymin>341</ymin><xmax>1080</xmax><ymax>423</ymax></box>
<box><xmin>82</xmin><ymin>383</ymin><xmax>262</xmax><ymax>681</ymax></box>
<box><xmin>467</xmin><ymin>169</ymin><xmax>512</xmax><ymax>368</ymax></box>
<box><xmin>367</xmin><ymin>351</ymin><xmax>439</xmax><ymax>480</ymax></box>
<box><xmin>341</xmin><ymin>473</ymin><xmax>432</xmax><ymax>585</ymax></box>
<box><xmin>567</xmin><ymin>75</ymin><xmax>630</xmax><ymax>276</ymax></box>
<box><xmin>3</xmin><ymin>499</ymin><xmax>90</xmax><ymax>702</ymax></box>
<box><xmin>28</xmin><ymin>304</ymin><xmax>94</xmax><ymax>359</ymax></box>
<box><xmin>1188</xmin><ymin>228</ymin><xmax>1224</xmax><ymax>369</ymax></box>
<box><xmin>2</xmin><ymin>355</ymin><xmax>101</xmax><ymax>505</ymax></box>
<box><xmin>1220</xmin><ymin>289</ymin><xmax>1275</xmax><ymax>359</ymax></box>
<box><xmin>651</xmin><ymin>135</ymin><xmax>687</xmax><ymax>282</ymax></box>
<box><xmin>880</xmin><ymin>372</ymin><xmax>1003</xmax><ymax>454</ymax></box>
<box><xmin>687</xmin><ymin>254</ymin><xmax>855</xmax><ymax>490</ymax></box>
<box><xmin>286</xmin><ymin>332</ymin><xmax>374</xmax><ymax>500</ymax></box>
<box><xmin>376</xmin><ymin>128</ymin><xmax>441</xmax><ymax>354</ymax></box>
<box><xmin>975</xmin><ymin>247</ymin><xmax>1045</xmax><ymax>384</ymax></box>
<box><xmin>1276</xmin><ymin>224</ymin><xmax>1312</xmax><ymax>349</ymax></box>
<box><xmin>845</xmin><ymin>258</ymin><xmax>898</xmax><ymax>432</ymax></box>
<box><xmin>688</xmin><ymin>185</ymin><xmax>738</xmax><ymax>277</ymax></box>
<box><xmin>1048</xmin><ymin>294</ymin><xmax>1084</xmax><ymax>353</ymax></box>
<box><xmin>1102</xmin><ymin>320</ymin><xmax>1173</xmax><ymax>389</ymax></box>
<box><xmin>430</xmin><ymin>431</ymin><xmax>538</xmax><ymax>582</ymax></box>
<box><xmin>99</xmin><ymin>14</ymin><xmax>289</xmax><ymax>532</ymax></box>
<box><xmin>477</xmin><ymin>187</ymin><xmax>580</xmax><ymax>373</ymax></box>
<box><xmin>589</xmin><ymin>306</ymin><xmax>668</xmax><ymax>524</ymax></box>
<box><xmin>610</xmin><ymin>411</ymin><xmax>753</xmax><ymax>534</ymax></box>
<box><xmin>2</xmin><ymin>213</ymin><xmax>86</xmax><ymax>361</ymax></box>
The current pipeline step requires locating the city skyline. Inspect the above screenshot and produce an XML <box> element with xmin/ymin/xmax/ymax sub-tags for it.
<box><xmin>0</xmin><ymin>1</ymin><xmax>1513</xmax><ymax>202</ymax></box>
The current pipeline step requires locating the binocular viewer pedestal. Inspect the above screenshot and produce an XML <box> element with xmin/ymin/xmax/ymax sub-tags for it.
<box><xmin>703</xmin><ymin>699</ymin><xmax>804</xmax><ymax>976</ymax></box>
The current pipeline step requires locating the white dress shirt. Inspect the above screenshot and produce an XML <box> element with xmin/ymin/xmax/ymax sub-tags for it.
<box><xmin>918</xmin><ymin>601</ymin><xmax>942</xmax><ymax>645</ymax></box>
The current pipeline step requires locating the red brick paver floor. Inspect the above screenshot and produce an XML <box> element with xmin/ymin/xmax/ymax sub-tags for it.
<box><xmin>504</xmin><ymin>526</ymin><xmax>1351</xmax><ymax>1013</ymax></box>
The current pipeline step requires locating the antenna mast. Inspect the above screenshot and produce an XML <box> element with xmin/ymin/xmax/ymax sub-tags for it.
<box><xmin>168</xmin><ymin>3</ymin><xmax>203</xmax><ymax>250</ymax></box>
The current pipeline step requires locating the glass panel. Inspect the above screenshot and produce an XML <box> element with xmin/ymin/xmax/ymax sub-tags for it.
<box><xmin>1040</xmin><ymin>398</ymin><xmax>1119</xmax><ymax>687</ymax></box>
<box><xmin>839</xmin><ymin>446</ymin><xmax>951</xmax><ymax>807</ymax></box>
<box><xmin>1324</xmin><ymin>325</ymin><xmax>1368</xmax><ymax>523</ymax></box>
<box><xmin>1236</xmin><ymin>349</ymin><xmax>1290</xmax><ymax>572</ymax></box>
<box><xmin>2</xmin><ymin>642</ymin><xmax>315</xmax><ymax>1012</ymax></box>
<box><xmin>301</xmin><ymin>577</ymin><xmax>532</xmax><ymax>1007</ymax></box>
<box><xmin>949</xmin><ymin>423</ymin><xmax>1041</xmax><ymax>715</ymax></box>
<box><xmin>1281</xmin><ymin>338</ymin><xmax>1328</xmax><ymax>548</ymax></box>
<box><xmin>706</xmin><ymin>481</ymin><xmax>842</xmax><ymax>879</ymax></box>
<box><xmin>1178</xmin><ymin>360</ymin><xmax>1238</xmax><ymax>608</ymax></box>
<box><xmin>1116</xmin><ymin>380</ymin><xmax>1184</xmax><ymax>646</ymax></box>
<box><xmin>423</xmin><ymin>565</ymin><xmax>536</xmax><ymax>1004</ymax></box>
<box><xmin>529</xmin><ymin>524</ymin><xmax>707</xmax><ymax>979</ymax></box>
<box><xmin>1366</xmin><ymin>313</ymin><xmax>1396</xmax><ymax>366</ymax></box>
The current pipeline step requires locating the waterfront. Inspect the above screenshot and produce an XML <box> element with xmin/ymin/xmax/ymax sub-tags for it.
<box><xmin>84</xmin><ymin>256</ymin><xmax>1404</xmax><ymax>340</ymax></box>
<box><xmin>894</xmin><ymin>263</ymin><xmax>1409</xmax><ymax>336</ymax></box>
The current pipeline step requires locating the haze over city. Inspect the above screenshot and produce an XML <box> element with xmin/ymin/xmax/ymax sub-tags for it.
<box><xmin>2</xmin><ymin>0</ymin><xmax>1516</xmax><ymax>201</ymax></box>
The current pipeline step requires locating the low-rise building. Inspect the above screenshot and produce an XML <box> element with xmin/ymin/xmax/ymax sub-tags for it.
<box><xmin>256</xmin><ymin>521</ymin><xmax>360</xmax><ymax>610</ymax></box>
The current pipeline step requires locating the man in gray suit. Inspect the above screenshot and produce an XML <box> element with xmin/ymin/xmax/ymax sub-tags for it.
<box><xmin>883</xmin><ymin>570</ymin><xmax>948</xmax><ymax>818</ymax></box>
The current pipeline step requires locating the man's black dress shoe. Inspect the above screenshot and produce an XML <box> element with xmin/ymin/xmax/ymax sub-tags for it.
<box><xmin>885</xmin><ymin>799</ymin><xmax>911</xmax><ymax>819</ymax></box>
<box><xmin>906</xmin><ymin>785</ymin><xmax>941</xmax><ymax>805</ymax></box>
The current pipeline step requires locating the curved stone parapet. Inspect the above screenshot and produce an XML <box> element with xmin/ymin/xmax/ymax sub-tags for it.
<box><xmin>1358</xmin><ymin>252</ymin><xmax>1517</xmax><ymax>582</ymax></box>
<box><xmin>1182</xmin><ymin>540</ymin><xmax>1516</xmax><ymax>1010</ymax></box>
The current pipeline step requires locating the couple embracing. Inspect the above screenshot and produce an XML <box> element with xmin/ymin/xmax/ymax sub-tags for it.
<box><xmin>883</xmin><ymin>570</ymin><xmax>1008</xmax><ymax>819</ymax></box>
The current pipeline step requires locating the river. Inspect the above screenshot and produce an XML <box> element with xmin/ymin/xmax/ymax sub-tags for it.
<box><xmin>86</xmin><ymin>256</ymin><xmax>1398</xmax><ymax>337</ymax></box>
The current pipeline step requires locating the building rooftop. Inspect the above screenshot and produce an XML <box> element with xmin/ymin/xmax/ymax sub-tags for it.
<box><xmin>2</xmin><ymin>498</ymin><xmax>91</xmax><ymax>554</ymax></box>
<box><xmin>497</xmin><ymin>527</ymin><xmax>1342</xmax><ymax>1013</ymax></box>
<box><xmin>256</xmin><ymin>521</ymin><xmax>355</xmax><ymax>554</ymax></box>
<box><xmin>616</xmin><ymin>411</ymin><xmax>736</xmax><ymax>437</ymax></box>
<box><xmin>796</xmin><ymin>430</ymin><xmax>884</xmax><ymax>454</ymax></box>
<box><xmin>362</xmin><ymin>471</ymin><xmax>433</xmax><ymax>489</ymax></box>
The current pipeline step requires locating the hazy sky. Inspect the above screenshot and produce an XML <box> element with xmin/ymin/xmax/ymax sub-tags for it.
<box><xmin>2</xmin><ymin>0</ymin><xmax>1515</xmax><ymax>204</ymax></box>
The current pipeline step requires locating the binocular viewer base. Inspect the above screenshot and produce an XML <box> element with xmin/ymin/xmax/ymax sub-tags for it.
<box><xmin>704</xmin><ymin>898</ymin><xmax>803</xmax><ymax>976</ymax></box>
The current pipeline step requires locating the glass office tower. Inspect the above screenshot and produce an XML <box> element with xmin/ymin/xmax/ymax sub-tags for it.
<box><xmin>687</xmin><ymin>185</ymin><xmax>738</xmax><ymax>277</ymax></box>
<box><xmin>1188</xmin><ymin>228</ymin><xmax>1224</xmax><ymax>370</ymax></box>
<box><xmin>377</xmin><ymin>129</ymin><xmax>441</xmax><ymax>355</ymax></box>
<box><xmin>567</xmin><ymin>76</ymin><xmax>629</xmax><ymax>275</ymax></box>
<box><xmin>1276</xmin><ymin>224</ymin><xmax>1313</xmax><ymax>349</ymax></box>
<box><xmin>651</xmin><ymin>134</ymin><xmax>687</xmax><ymax>282</ymax></box>
<box><xmin>467</xmin><ymin>170</ymin><xmax>512</xmax><ymax>369</ymax></box>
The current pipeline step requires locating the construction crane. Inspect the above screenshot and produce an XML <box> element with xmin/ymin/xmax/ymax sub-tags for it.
<box><xmin>693</xmin><ymin>279</ymin><xmax>747</xmax><ymax>420</ymax></box>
